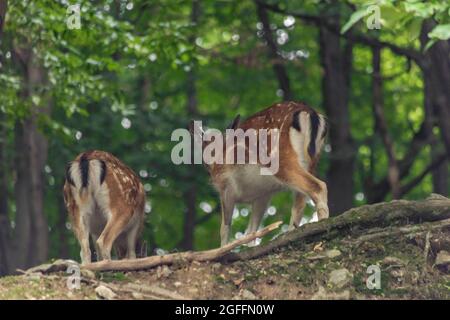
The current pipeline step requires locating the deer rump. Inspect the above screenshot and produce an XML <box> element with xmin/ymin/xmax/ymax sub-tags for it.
<box><xmin>63</xmin><ymin>151</ymin><xmax>145</xmax><ymax>262</ymax></box>
<box><xmin>228</xmin><ymin>103</ymin><xmax>328</xmax><ymax>174</ymax></box>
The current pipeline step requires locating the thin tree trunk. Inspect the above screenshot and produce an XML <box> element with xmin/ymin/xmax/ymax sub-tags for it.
<box><xmin>371</xmin><ymin>46</ymin><xmax>400</xmax><ymax>199</ymax></box>
<box><xmin>0</xmin><ymin>0</ymin><xmax>9</xmax><ymax>277</ymax></box>
<box><xmin>431</xmin><ymin>144</ymin><xmax>448</xmax><ymax>195</ymax></box>
<box><xmin>255</xmin><ymin>2</ymin><xmax>292</xmax><ymax>101</ymax></box>
<box><xmin>0</xmin><ymin>112</ymin><xmax>11</xmax><ymax>275</ymax></box>
<box><xmin>180</xmin><ymin>0</ymin><xmax>200</xmax><ymax>250</ymax></box>
<box><xmin>0</xmin><ymin>0</ymin><xmax>7</xmax><ymax>35</ymax></box>
<box><xmin>57</xmin><ymin>183</ymin><xmax>70</xmax><ymax>259</ymax></box>
<box><xmin>421</xmin><ymin>21</ymin><xmax>450</xmax><ymax>197</ymax></box>
<box><xmin>12</xmin><ymin>50</ymin><xmax>49</xmax><ymax>271</ymax></box>
<box><xmin>319</xmin><ymin>14</ymin><xmax>355</xmax><ymax>215</ymax></box>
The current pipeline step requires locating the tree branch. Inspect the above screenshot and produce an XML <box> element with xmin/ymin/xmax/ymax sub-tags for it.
<box><xmin>254</xmin><ymin>1</ymin><xmax>292</xmax><ymax>100</ymax></box>
<box><xmin>82</xmin><ymin>221</ymin><xmax>282</xmax><ymax>272</ymax></box>
<box><xmin>399</xmin><ymin>153</ymin><xmax>449</xmax><ymax>197</ymax></box>
<box><xmin>372</xmin><ymin>46</ymin><xmax>401</xmax><ymax>199</ymax></box>
<box><xmin>256</xmin><ymin>0</ymin><xmax>422</xmax><ymax>64</ymax></box>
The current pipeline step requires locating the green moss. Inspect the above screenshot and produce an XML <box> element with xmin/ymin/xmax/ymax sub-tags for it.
<box><xmin>99</xmin><ymin>272</ymin><xmax>128</xmax><ymax>283</ymax></box>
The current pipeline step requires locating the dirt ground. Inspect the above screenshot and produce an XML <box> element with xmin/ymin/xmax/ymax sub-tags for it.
<box><xmin>1</xmin><ymin>227</ymin><xmax>449</xmax><ymax>300</ymax></box>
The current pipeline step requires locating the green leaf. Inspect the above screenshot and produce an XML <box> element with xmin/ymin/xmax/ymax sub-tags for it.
<box><xmin>403</xmin><ymin>2</ymin><xmax>435</xmax><ymax>18</ymax></box>
<box><xmin>424</xmin><ymin>39</ymin><xmax>437</xmax><ymax>52</ymax></box>
<box><xmin>406</xmin><ymin>18</ymin><xmax>423</xmax><ymax>41</ymax></box>
<box><xmin>341</xmin><ymin>8</ymin><xmax>369</xmax><ymax>34</ymax></box>
<box><xmin>428</xmin><ymin>24</ymin><xmax>450</xmax><ymax>40</ymax></box>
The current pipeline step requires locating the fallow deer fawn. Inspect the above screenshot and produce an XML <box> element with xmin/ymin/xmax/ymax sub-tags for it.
<box><xmin>63</xmin><ymin>150</ymin><xmax>146</xmax><ymax>264</ymax></box>
<box><xmin>191</xmin><ymin>101</ymin><xmax>329</xmax><ymax>246</ymax></box>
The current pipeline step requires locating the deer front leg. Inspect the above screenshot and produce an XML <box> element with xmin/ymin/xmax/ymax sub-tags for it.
<box><xmin>288</xmin><ymin>192</ymin><xmax>306</xmax><ymax>231</ymax></box>
<box><xmin>220</xmin><ymin>190</ymin><xmax>235</xmax><ymax>247</ymax></box>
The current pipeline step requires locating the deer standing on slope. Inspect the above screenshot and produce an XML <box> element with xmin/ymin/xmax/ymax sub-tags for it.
<box><xmin>190</xmin><ymin>101</ymin><xmax>329</xmax><ymax>246</ymax></box>
<box><xmin>63</xmin><ymin>150</ymin><xmax>146</xmax><ymax>264</ymax></box>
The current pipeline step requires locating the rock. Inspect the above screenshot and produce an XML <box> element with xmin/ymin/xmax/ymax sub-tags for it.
<box><xmin>325</xmin><ymin>249</ymin><xmax>342</xmax><ymax>259</ymax></box>
<box><xmin>188</xmin><ymin>287</ymin><xmax>199</xmax><ymax>294</ymax></box>
<box><xmin>313</xmin><ymin>242</ymin><xmax>324</xmax><ymax>252</ymax></box>
<box><xmin>389</xmin><ymin>268</ymin><xmax>404</xmax><ymax>280</ymax></box>
<box><xmin>131</xmin><ymin>292</ymin><xmax>144</xmax><ymax>299</ymax></box>
<box><xmin>328</xmin><ymin>268</ymin><xmax>353</xmax><ymax>289</ymax></box>
<box><xmin>211</xmin><ymin>263</ymin><xmax>222</xmax><ymax>271</ymax></box>
<box><xmin>240</xmin><ymin>289</ymin><xmax>257</xmax><ymax>300</ymax></box>
<box><xmin>435</xmin><ymin>250</ymin><xmax>450</xmax><ymax>266</ymax></box>
<box><xmin>81</xmin><ymin>269</ymin><xmax>96</xmax><ymax>280</ymax></box>
<box><xmin>307</xmin><ymin>249</ymin><xmax>341</xmax><ymax>261</ymax></box>
<box><xmin>306</xmin><ymin>254</ymin><xmax>326</xmax><ymax>261</ymax></box>
<box><xmin>95</xmin><ymin>285</ymin><xmax>117</xmax><ymax>300</ymax></box>
<box><xmin>311</xmin><ymin>286</ymin><xmax>350</xmax><ymax>300</ymax></box>
<box><xmin>311</xmin><ymin>286</ymin><xmax>327</xmax><ymax>299</ymax></box>
<box><xmin>382</xmin><ymin>256</ymin><xmax>406</xmax><ymax>266</ymax></box>
<box><xmin>427</xmin><ymin>193</ymin><xmax>449</xmax><ymax>201</ymax></box>
<box><xmin>26</xmin><ymin>272</ymin><xmax>42</xmax><ymax>281</ymax></box>
<box><xmin>156</xmin><ymin>265</ymin><xmax>173</xmax><ymax>279</ymax></box>
<box><xmin>174</xmin><ymin>281</ymin><xmax>182</xmax><ymax>287</ymax></box>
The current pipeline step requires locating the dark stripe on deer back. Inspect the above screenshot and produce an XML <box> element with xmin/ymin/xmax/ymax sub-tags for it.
<box><xmin>79</xmin><ymin>153</ymin><xmax>89</xmax><ymax>188</ymax></box>
<box><xmin>65</xmin><ymin>162</ymin><xmax>75</xmax><ymax>186</ymax></box>
<box><xmin>292</xmin><ymin>111</ymin><xmax>301</xmax><ymax>131</ymax></box>
<box><xmin>321</xmin><ymin>117</ymin><xmax>328</xmax><ymax>139</ymax></box>
<box><xmin>100</xmin><ymin>160</ymin><xmax>107</xmax><ymax>185</ymax></box>
<box><xmin>308</xmin><ymin>111</ymin><xmax>320</xmax><ymax>158</ymax></box>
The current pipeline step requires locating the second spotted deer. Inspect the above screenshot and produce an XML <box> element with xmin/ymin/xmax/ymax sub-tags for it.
<box><xmin>191</xmin><ymin>101</ymin><xmax>329</xmax><ymax>246</ymax></box>
<box><xmin>63</xmin><ymin>150</ymin><xmax>146</xmax><ymax>264</ymax></box>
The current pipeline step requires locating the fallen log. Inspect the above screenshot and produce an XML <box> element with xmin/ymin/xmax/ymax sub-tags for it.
<box><xmin>25</xmin><ymin>195</ymin><xmax>450</xmax><ymax>274</ymax></box>
<box><xmin>24</xmin><ymin>221</ymin><xmax>281</xmax><ymax>274</ymax></box>
<box><xmin>82</xmin><ymin>220</ymin><xmax>282</xmax><ymax>272</ymax></box>
<box><xmin>221</xmin><ymin>194</ymin><xmax>450</xmax><ymax>262</ymax></box>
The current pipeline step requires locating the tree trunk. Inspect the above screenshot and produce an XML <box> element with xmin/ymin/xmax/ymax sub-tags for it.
<box><xmin>431</xmin><ymin>143</ymin><xmax>448</xmax><ymax>195</ymax></box>
<box><xmin>0</xmin><ymin>112</ymin><xmax>11</xmax><ymax>276</ymax></box>
<box><xmin>421</xmin><ymin>21</ymin><xmax>450</xmax><ymax>197</ymax></box>
<box><xmin>0</xmin><ymin>0</ymin><xmax>7</xmax><ymax>35</ymax></box>
<box><xmin>371</xmin><ymin>46</ymin><xmax>401</xmax><ymax>199</ymax></box>
<box><xmin>319</xmin><ymin>15</ymin><xmax>355</xmax><ymax>215</ymax></box>
<box><xmin>12</xmin><ymin>51</ymin><xmax>49</xmax><ymax>271</ymax></box>
<box><xmin>255</xmin><ymin>2</ymin><xmax>292</xmax><ymax>101</ymax></box>
<box><xmin>180</xmin><ymin>0</ymin><xmax>200</xmax><ymax>250</ymax></box>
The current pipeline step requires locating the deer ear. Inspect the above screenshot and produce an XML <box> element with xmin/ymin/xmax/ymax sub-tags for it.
<box><xmin>227</xmin><ymin>114</ymin><xmax>240</xmax><ymax>130</ymax></box>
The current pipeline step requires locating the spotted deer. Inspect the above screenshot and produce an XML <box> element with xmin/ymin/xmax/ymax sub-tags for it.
<box><xmin>63</xmin><ymin>150</ymin><xmax>146</xmax><ymax>264</ymax></box>
<box><xmin>190</xmin><ymin>101</ymin><xmax>329</xmax><ymax>246</ymax></box>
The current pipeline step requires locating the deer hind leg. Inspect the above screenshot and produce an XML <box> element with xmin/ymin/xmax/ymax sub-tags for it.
<box><xmin>125</xmin><ymin>214</ymin><xmax>143</xmax><ymax>259</ymax></box>
<box><xmin>73</xmin><ymin>208</ymin><xmax>92</xmax><ymax>265</ymax></box>
<box><xmin>288</xmin><ymin>192</ymin><xmax>306</xmax><ymax>231</ymax></box>
<box><xmin>96</xmin><ymin>210</ymin><xmax>131</xmax><ymax>261</ymax></box>
<box><xmin>245</xmin><ymin>195</ymin><xmax>270</xmax><ymax>246</ymax></box>
<box><xmin>220</xmin><ymin>190</ymin><xmax>235</xmax><ymax>247</ymax></box>
<box><xmin>282</xmin><ymin>167</ymin><xmax>329</xmax><ymax>221</ymax></box>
